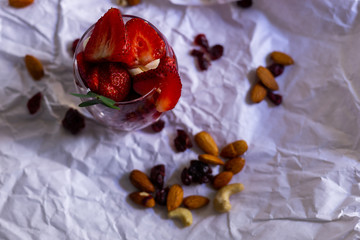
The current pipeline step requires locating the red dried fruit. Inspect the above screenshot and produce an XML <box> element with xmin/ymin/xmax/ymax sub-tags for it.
<box><xmin>62</xmin><ymin>108</ymin><xmax>86</xmax><ymax>134</ymax></box>
<box><xmin>72</xmin><ymin>38</ymin><xmax>80</xmax><ymax>55</ymax></box>
<box><xmin>194</xmin><ymin>34</ymin><xmax>210</xmax><ymax>51</ymax></box>
<box><xmin>236</xmin><ymin>0</ymin><xmax>252</xmax><ymax>8</ymax></box>
<box><xmin>150</xmin><ymin>164</ymin><xmax>165</xmax><ymax>189</ymax></box>
<box><xmin>190</xmin><ymin>49</ymin><xmax>204</xmax><ymax>58</ymax></box>
<box><xmin>267</xmin><ymin>63</ymin><xmax>284</xmax><ymax>77</ymax></box>
<box><xmin>151</xmin><ymin>119</ymin><xmax>165</xmax><ymax>132</ymax></box>
<box><xmin>267</xmin><ymin>91</ymin><xmax>282</xmax><ymax>105</ymax></box>
<box><xmin>174</xmin><ymin>129</ymin><xmax>192</xmax><ymax>152</ymax></box>
<box><xmin>27</xmin><ymin>92</ymin><xmax>42</xmax><ymax>114</ymax></box>
<box><xmin>155</xmin><ymin>187</ymin><xmax>169</xmax><ymax>206</ymax></box>
<box><xmin>181</xmin><ymin>167</ymin><xmax>192</xmax><ymax>185</ymax></box>
<box><xmin>209</xmin><ymin>44</ymin><xmax>224</xmax><ymax>60</ymax></box>
<box><xmin>197</xmin><ymin>55</ymin><xmax>211</xmax><ymax>71</ymax></box>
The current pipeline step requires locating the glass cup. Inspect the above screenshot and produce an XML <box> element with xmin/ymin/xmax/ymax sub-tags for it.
<box><xmin>73</xmin><ymin>15</ymin><xmax>177</xmax><ymax>131</ymax></box>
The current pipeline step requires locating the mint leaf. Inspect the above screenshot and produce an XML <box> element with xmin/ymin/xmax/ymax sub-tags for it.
<box><xmin>79</xmin><ymin>99</ymin><xmax>102</xmax><ymax>107</ymax></box>
<box><xmin>71</xmin><ymin>91</ymin><xmax>121</xmax><ymax>110</ymax></box>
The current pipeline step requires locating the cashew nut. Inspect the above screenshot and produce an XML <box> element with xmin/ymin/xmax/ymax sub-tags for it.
<box><xmin>214</xmin><ymin>183</ymin><xmax>244</xmax><ymax>213</ymax></box>
<box><xmin>168</xmin><ymin>207</ymin><xmax>193</xmax><ymax>227</ymax></box>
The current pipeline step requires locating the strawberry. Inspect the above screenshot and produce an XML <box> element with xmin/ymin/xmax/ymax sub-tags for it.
<box><xmin>117</xmin><ymin>18</ymin><xmax>165</xmax><ymax>67</ymax></box>
<box><xmin>84</xmin><ymin>8</ymin><xmax>128</xmax><ymax>62</ymax></box>
<box><xmin>76</xmin><ymin>52</ymin><xmax>99</xmax><ymax>91</ymax></box>
<box><xmin>133</xmin><ymin>56</ymin><xmax>181</xmax><ymax>112</ymax></box>
<box><xmin>98</xmin><ymin>63</ymin><xmax>131</xmax><ymax>102</ymax></box>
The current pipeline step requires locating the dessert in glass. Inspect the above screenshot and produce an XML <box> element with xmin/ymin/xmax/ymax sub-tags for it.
<box><xmin>73</xmin><ymin>8</ymin><xmax>181</xmax><ymax>131</ymax></box>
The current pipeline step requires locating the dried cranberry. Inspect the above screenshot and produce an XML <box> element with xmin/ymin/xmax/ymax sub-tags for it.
<box><xmin>236</xmin><ymin>0</ymin><xmax>252</xmax><ymax>8</ymax></box>
<box><xmin>190</xmin><ymin>49</ymin><xmax>204</xmax><ymax>58</ymax></box>
<box><xmin>150</xmin><ymin>164</ymin><xmax>165</xmax><ymax>189</ymax></box>
<box><xmin>62</xmin><ymin>108</ymin><xmax>85</xmax><ymax>134</ymax></box>
<box><xmin>187</xmin><ymin>160</ymin><xmax>213</xmax><ymax>184</ymax></box>
<box><xmin>174</xmin><ymin>129</ymin><xmax>192</xmax><ymax>152</ymax></box>
<box><xmin>27</xmin><ymin>92</ymin><xmax>42</xmax><ymax>114</ymax></box>
<box><xmin>151</xmin><ymin>119</ymin><xmax>165</xmax><ymax>132</ymax></box>
<box><xmin>194</xmin><ymin>34</ymin><xmax>210</xmax><ymax>51</ymax></box>
<box><xmin>267</xmin><ymin>63</ymin><xmax>284</xmax><ymax>77</ymax></box>
<box><xmin>72</xmin><ymin>38</ymin><xmax>80</xmax><ymax>55</ymax></box>
<box><xmin>197</xmin><ymin>55</ymin><xmax>211</xmax><ymax>71</ymax></box>
<box><xmin>181</xmin><ymin>168</ymin><xmax>192</xmax><ymax>185</ymax></box>
<box><xmin>209</xmin><ymin>44</ymin><xmax>224</xmax><ymax>60</ymax></box>
<box><xmin>155</xmin><ymin>187</ymin><xmax>169</xmax><ymax>206</ymax></box>
<box><xmin>267</xmin><ymin>91</ymin><xmax>282</xmax><ymax>105</ymax></box>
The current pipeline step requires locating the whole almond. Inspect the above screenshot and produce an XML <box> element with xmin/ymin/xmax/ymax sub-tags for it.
<box><xmin>129</xmin><ymin>170</ymin><xmax>155</xmax><ymax>193</ymax></box>
<box><xmin>224</xmin><ymin>157</ymin><xmax>245</xmax><ymax>174</ymax></box>
<box><xmin>270</xmin><ymin>51</ymin><xmax>294</xmax><ymax>65</ymax></box>
<box><xmin>194</xmin><ymin>131</ymin><xmax>219</xmax><ymax>156</ymax></box>
<box><xmin>256</xmin><ymin>66</ymin><xmax>278</xmax><ymax>91</ymax></box>
<box><xmin>212</xmin><ymin>171</ymin><xmax>233</xmax><ymax>189</ymax></box>
<box><xmin>129</xmin><ymin>192</ymin><xmax>155</xmax><ymax>208</ymax></box>
<box><xmin>220</xmin><ymin>140</ymin><xmax>248</xmax><ymax>158</ymax></box>
<box><xmin>183</xmin><ymin>195</ymin><xmax>209</xmax><ymax>209</ymax></box>
<box><xmin>198</xmin><ymin>154</ymin><xmax>224</xmax><ymax>165</ymax></box>
<box><xmin>127</xmin><ymin>0</ymin><xmax>141</xmax><ymax>6</ymax></box>
<box><xmin>250</xmin><ymin>82</ymin><xmax>267</xmax><ymax>103</ymax></box>
<box><xmin>9</xmin><ymin>0</ymin><xmax>34</xmax><ymax>8</ymax></box>
<box><xmin>25</xmin><ymin>55</ymin><xmax>44</xmax><ymax>80</ymax></box>
<box><xmin>167</xmin><ymin>184</ymin><xmax>183</xmax><ymax>211</ymax></box>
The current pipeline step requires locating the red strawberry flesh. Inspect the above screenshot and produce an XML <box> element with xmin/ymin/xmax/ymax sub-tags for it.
<box><xmin>76</xmin><ymin>52</ymin><xmax>99</xmax><ymax>91</ymax></box>
<box><xmin>84</xmin><ymin>8</ymin><xmax>128</xmax><ymax>62</ymax></box>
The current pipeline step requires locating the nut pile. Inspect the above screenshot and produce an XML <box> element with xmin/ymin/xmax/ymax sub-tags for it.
<box><xmin>127</xmin><ymin>131</ymin><xmax>246</xmax><ymax>227</ymax></box>
<box><xmin>250</xmin><ymin>51</ymin><xmax>294</xmax><ymax>105</ymax></box>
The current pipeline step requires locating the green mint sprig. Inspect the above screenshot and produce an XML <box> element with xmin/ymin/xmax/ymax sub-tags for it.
<box><xmin>71</xmin><ymin>91</ymin><xmax>121</xmax><ymax>110</ymax></box>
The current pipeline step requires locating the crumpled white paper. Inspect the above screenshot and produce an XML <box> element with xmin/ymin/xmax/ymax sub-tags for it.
<box><xmin>169</xmin><ymin>0</ymin><xmax>237</xmax><ymax>6</ymax></box>
<box><xmin>0</xmin><ymin>0</ymin><xmax>359</xmax><ymax>239</ymax></box>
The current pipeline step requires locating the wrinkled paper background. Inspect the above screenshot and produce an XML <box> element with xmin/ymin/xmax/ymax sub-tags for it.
<box><xmin>0</xmin><ymin>0</ymin><xmax>359</xmax><ymax>239</ymax></box>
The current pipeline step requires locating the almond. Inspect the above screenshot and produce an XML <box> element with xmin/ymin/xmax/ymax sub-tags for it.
<box><xmin>250</xmin><ymin>82</ymin><xmax>267</xmax><ymax>103</ymax></box>
<box><xmin>212</xmin><ymin>171</ymin><xmax>233</xmax><ymax>189</ymax></box>
<box><xmin>270</xmin><ymin>51</ymin><xmax>294</xmax><ymax>65</ymax></box>
<box><xmin>220</xmin><ymin>140</ymin><xmax>248</xmax><ymax>158</ymax></box>
<box><xmin>256</xmin><ymin>66</ymin><xmax>278</xmax><ymax>91</ymax></box>
<box><xmin>9</xmin><ymin>0</ymin><xmax>34</xmax><ymax>8</ymax></box>
<box><xmin>127</xmin><ymin>0</ymin><xmax>141</xmax><ymax>6</ymax></box>
<box><xmin>224</xmin><ymin>157</ymin><xmax>245</xmax><ymax>174</ymax></box>
<box><xmin>183</xmin><ymin>195</ymin><xmax>209</xmax><ymax>209</ymax></box>
<box><xmin>129</xmin><ymin>192</ymin><xmax>155</xmax><ymax>208</ymax></box>
<box><xmin>194</xmin><ymin>131</ymin><xmax>219</xmax><ymax>156</ymax></box>
<box><xmin>167</xmin><ymin>184</ymin><xmax>183</xmax><ymax>211</ymax></box>
<box><xmin>198</xmin><ymin>154</ymin><xmax>224</xmax><ymax>165</ymax></box>
<box><xmin>24</xmin><ymin>55</ymin><xmax>44</xmax><ymax>80</ymax></box>
<box><xmin>129</xmin><ymin>170</ymin><xmax>155</xmax><ymax>193</ymax></box>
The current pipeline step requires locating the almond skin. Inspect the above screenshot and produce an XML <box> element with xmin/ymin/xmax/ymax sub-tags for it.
<box><xmin>198</xmin><ymin>154</ymin><xmax>224</xmax><ymax>165</ymax></box>
<box><xmin>167</xmin><ymin>184</ymin><xmax>183</xmax><ymax>211</ymax></box>
<box><xmin>256</xmin><ymin>66</ymin><xmax>278</xmax><ymax>91</ymax></box>
<box><xmin>212</xmin><ymin>171</ymin><xmax>233</xmax><ymax>189</ymax></box>
<box><xmin>127</xmin><ymin>0</ymin><xmax>141</xmax><ymax>6</ymax></box>
<box><xmin>224</xmin><ymin>157</ymin><xmax>245</xmax><ymax>174</ymax></box>
<box><xmin>250</xmin><ymin>82</ymin><xmax>267</xmax><ymax>103</ymax></box>
<box><xmin>129</xmin><ymin>192</ymin><xmax>155</xmax><ymax>208</ymax></box>
<box><xmin>24</xmin><ymin>55</ymin><xmax>44</xmax><ymax>80</ymax></box>
<box><xmin>9</xmin><ymin>0</ymin><xmax>34</xmax><ymax>8</ymax></box>
<box><xmin>129</xmin><ymin>170</ymin><xmax>155</xmax><ymax>193</ymax></box>
<box><xmin>194</xmin><ymin>131</ymin><xmax>219</xmax><ymax>156</ymax></box>
<box><xmin>270</xmin><ymin>51</ymin><xmax>294</xmax><ymax>65</ymax></box>
<box><xmin>183</xmin><ymin>195</ymin><xmax>209</xmax><ymax>209</ymax></box>
<box><xmin>220</xmin><ymin>140</ymin><xmax>248</xmax><ymax>158</ymax></box>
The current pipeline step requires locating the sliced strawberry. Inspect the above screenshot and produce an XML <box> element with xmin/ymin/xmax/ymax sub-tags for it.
<box><xmin>133</xmin><ymin>56</ymin><xmax>182</xmax><ymax>112</ymax></box>
<box><xmin>117</xmin><ymin>18</ymin><xmax>165</xmax><ymax>67</ymax></box>
<box><xmin>84</xmin><ymin>8</ymin><xmax>128</xmax><ymax>62</ymax></box>
<box><xmin>76</xmin><ymin>52</ymin><xmax>99</xmax><ymax>91</ymax></box>
<box><xmin>98</xmin><ymin>62</ymin><xmax>131</xmax><ymax>102</ymax></box>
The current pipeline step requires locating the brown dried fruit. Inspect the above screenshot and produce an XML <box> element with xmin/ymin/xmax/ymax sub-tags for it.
<box><xmin>220</xmin><ymin>140</ymin><xmax>248</xmax><ymax>158</ymax></box>
<box><xmin>194</xmin><ymin>131</ymin><xmax>219</xmax><ymax>156</ymax></box>
<box><xmin>129</xmin><ymin>170</ymin><xmax>155</xmax><ymax>193</ymax></box>
<box><xmin>129</xmin><ymin>192</ymin><xmax>155</xmax><ymax>208</ymax></box>
<box><xmin>127</xmin><ymin>0</ymin><xmax>141</xmax><ymax>6</ymax></box>
<box><xmin>270</xmin><ymin>51</ymin><xmax>294</xmax><ymax>66</ymax></box>
<box><xmin>212</xmin><ymin>171</ymin><xmax>233</xmax><ymax>189</ymax></box>
<box><xmin>24</xmin><ymin>55</ymin><xmax>44</xmax><ymax>80</ymax></box>
<box><xmin>167</xmin><ymin>184</ymin><xmax>183</xmax><ymax>211</ymax></box>
<box><xmin>183</xmin><ymin>195</ymin><xmax>210</xmax><ymax>209</ymax></box>
<box><xmin>256</xmin><ymin>66</ymin><xmax>278</xmax><ymax>91</ymax></box>
<box><xmin>198</xmin><ymin>154</ymin><xmax>224</xmax><ymax>165</ymax></box>
<box><xmin>224</xmin><ymin>157</ymin><xmax>245</xmax><ymax>174</ymax></box>
<box><xmin>250</xmin><ymin>82</ymin><xmax>267</xmax><ymax>103</ymax></box>
<box><xmin>9</xmin><ymin>0</ymin><xmax>33</xmax><ymax>8</ymax></box>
